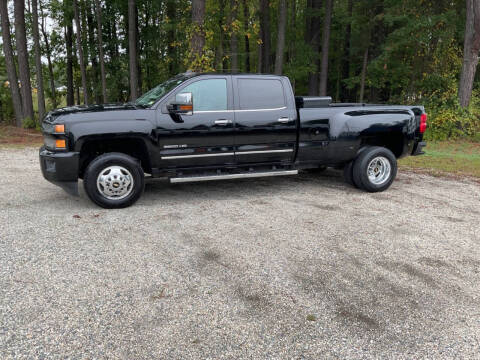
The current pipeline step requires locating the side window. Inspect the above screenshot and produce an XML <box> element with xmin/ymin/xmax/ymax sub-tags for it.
<box><xmin>238</xmin><ymin>79</ymin><xmax>286</xmax><ymax>110</ymax></box>
<box><xmin>180</xmin><ymin>78</ymin><xmax>227</xmax><ymax>111</ymax></box>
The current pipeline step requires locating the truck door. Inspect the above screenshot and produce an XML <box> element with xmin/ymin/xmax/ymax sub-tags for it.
<box><xmin>156</xmin><ymin>76</ymin><xmax>235</xmax><ymax>168</ymax></box>
<box><xmin>232</xmin><ymin>76</ymin><xmax>297</xmax><ymax>164</ymax></box>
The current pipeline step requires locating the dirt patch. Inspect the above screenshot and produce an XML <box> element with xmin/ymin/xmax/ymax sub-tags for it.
<box><xmin>0</xmin><ymin>125</ymin><xmax>43</xmax><ymax>147</ymax></box>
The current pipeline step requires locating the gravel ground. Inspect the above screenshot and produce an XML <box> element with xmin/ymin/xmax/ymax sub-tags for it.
<box><xmin>1</xmin><ymin>147</ymin><xmax>480</xmax><ymax>359</ymax></box>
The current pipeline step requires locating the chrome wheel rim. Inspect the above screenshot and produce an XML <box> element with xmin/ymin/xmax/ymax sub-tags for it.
<box><xmin>367</xmin><ymin>156</ymin><xmax>391</xmax><ymax>185</ymax></box>
<box><xmin>96</xmin><ymin>165</ymin><xmax>134</xmax><ymax>200</ymax></box>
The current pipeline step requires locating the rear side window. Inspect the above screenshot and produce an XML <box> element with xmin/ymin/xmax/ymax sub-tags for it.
<box><xmin>180</xmin><ymin>78</ymin><xmax>227</xmax><ymax>111</ymax></box>
<box><xmin>237</xmin><ymin>79</ymin><xmax>286</xmax><ymax>110</ymax></box>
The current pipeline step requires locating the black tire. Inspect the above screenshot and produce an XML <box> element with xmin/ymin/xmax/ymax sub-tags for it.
<box><xmin>352</xmin><ymin>146</ymin><xmax>397</xmax><ymax>192</ymax></box>
<box><xmin>83</xmin><ymin>152</ymin><xmax>145</xmax><ymax>208</ymax></box>
<box><xmin>343</xmin><ymin>160</ymin><xmax>363</xmax><ymax>189</ymax></box>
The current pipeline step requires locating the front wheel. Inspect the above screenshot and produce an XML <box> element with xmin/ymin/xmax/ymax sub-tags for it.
<box><xmin>83</xmin><ymin>152</ymin><xmax>145</xmax><ymax>208</ymax></box>
<box><xmin>352</xmin><ymin>147</ymin><xmax>397</xmax><ymax>192</ymax></box>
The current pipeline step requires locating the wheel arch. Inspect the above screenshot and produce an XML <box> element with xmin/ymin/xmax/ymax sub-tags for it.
<box><xmin>78</xmin><ymin>136</ymin><xmax>152</xmax><ymax>178</ymax></box>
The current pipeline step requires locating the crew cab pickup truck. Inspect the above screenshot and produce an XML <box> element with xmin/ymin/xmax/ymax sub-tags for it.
<box><xmin>39</xmin><ymin>73</ymin><xmax>427</xmax><ymax>208</ymax></box>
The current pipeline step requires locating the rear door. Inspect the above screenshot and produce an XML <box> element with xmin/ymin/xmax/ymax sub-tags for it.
<box><xmin>232</xmin><ymin>76</ymin><xmax>297</xmax><ymax>164</ymax></box>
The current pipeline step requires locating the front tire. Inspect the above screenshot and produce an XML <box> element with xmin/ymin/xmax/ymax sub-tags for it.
<box><xmin>83</xmin><ymin>152</ymin><xmax>145</xmax><ymax>208</ymax></box>
<box><xmin>352</xmin><ymin>147</ymin><xmax>397</xmax><ymax>192</ymax></box>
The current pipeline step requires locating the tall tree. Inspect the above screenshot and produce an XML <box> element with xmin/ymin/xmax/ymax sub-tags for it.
<box><xmin>39</xmin><ymin>0</ymin><xmax>56</xmax><ymax>108</ymax></box>
<box><xmin>73</xmin><ymin>0</ymin><xmax>89</xmax><ymax>104</ymax></box>
<box><xmin>243</xmin><ymin>0</ymin><xmax>250</xmax><ymax>72</ymax></box>
<box><xmin>305</xmin><ymin>0</ymin><xmax>321</xmax><ymax>95</ymax></box>
<box><xmin>274</xmin><ymin>0</ymin><xmax>287</xmax><ymax>74</ymax></box>
<box><xmin>32</xmin><ymin>0</ymin><xmax>46</xmax><ymax>120</ymax></box>
<box><xmin>94</xmin><ymin>0</ymin><xmax>107</xmax><ymax>103</ymax></box>
<box><xmin>340</xmin><ymin>0</ymin><xmax>353</xmax><ymax>101</ymax></box>
<box><xmin>128</xmin><ymin>0</ymin><xmax>138</xmax><ymax>99</ymax></box>
<box><xmin>459</xmin><ymin>0</ymin><xmax>480</xmax><ymax>108</ymax></box>
<box><xmin>359</xmin><ymin>47</ymin><xmax>368</xmax><ymax>103</ymax></box>
<box><xmin>190</xmin><ymin>0</ymin><xmax>206</xmax><ymax>70</ymax></box>
<box><xmin>65</xmin><ymin>22</ymin><xmax>75</xmax><ymax>106</ymax></box>
<box><xmin>319</xmin><ymin>0</ymin><xmax>333</xmax><ymax>96</ymax></box>
<box><xmin>230</xmin><ymin>0</ymin><xmax>238</xmax><ymax>72</ymax></box>
<box><xmin>166</xmin><ymin>0</ymin><xmax>178</xmax><ymax>75</ymax></box>
<box><xmin>0</xmin><ymin>0</ymin><xmax>24</xmax><ymax>125</ymax></box>
<box><xmin>14</xmin><ymin>0</ymin><xmax>34</xmax><ymax>122</ymax></box>
<box><xmin>259</xmin><ymin>0</ymin><xmax>271</xmax><ymax>73</ymax></box>
<box><xmin>214</xmin><ymin>0</ymin><xmax>226</xmax><ymax>70</ymax></box>
<box><xmin>86</xmin><ymin>1</ymin><xmax>100</xmax><ymax>103</ymax></box>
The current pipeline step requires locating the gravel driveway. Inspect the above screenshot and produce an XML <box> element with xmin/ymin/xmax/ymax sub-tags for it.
<box><xmin>1</xmin><ymin>147</ymin><xmax>479</xmax><ymax>359</ymax></box>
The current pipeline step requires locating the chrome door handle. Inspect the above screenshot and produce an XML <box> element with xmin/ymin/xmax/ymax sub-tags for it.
<box><xmin>215</xmin><ymin>119</ymin><xmax>232</xmax><ymax>126</ymax></box>
<box><xmin>278</xmin><ymin>117</ymin><xmax>290</xmax><ymax>123</ymax></box>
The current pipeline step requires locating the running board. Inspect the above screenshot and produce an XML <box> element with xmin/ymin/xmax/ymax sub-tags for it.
<box><xmin>170</xmin><ymin>170</ymin><xmax>298</xmax><ymax>183</ymax></box>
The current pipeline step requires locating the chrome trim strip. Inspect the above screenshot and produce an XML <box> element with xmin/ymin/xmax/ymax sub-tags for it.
<box><xmin>161</xmin><ymin>152</ymin><xmax>234</xmax><ymax>160</ymax></box>
<box><xmin>161</xmin><ymin>149</ymin><xmax>293</xmax><ymax>159</ymax></box>
<box><xmin>236</xmin><ymin>149</ymin><xmax>293</xmax><ymax>155</ymax></box>
<box><xmin>170</xmin><ymin>170</ymin><xmax>298</xmax><ymax>183</ymax></box>
<box><xmin>195</xmin><ymin>107</ymin><xmax>287</xmax><ymax>114</ymax></box>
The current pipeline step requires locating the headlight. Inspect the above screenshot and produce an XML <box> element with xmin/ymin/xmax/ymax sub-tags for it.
<box><xmin>44</xmin><ymin>135</ymin><xmax>67</xmax><ymax>150</ymax></box>
<box><xmin>54</xmin><ymin>124</ymin><xmax>65</xmax><ymax>133</ymax></box>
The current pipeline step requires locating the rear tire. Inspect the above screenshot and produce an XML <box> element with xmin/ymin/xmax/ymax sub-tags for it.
<box><xmin>352</xmin><ymin>146</ymin><xmax>397</xmax><ymax>192</ymax></box>
<box><xmin>343</xmin><ymin>161</ymin><xmax>363</xmax><ymax>189</ymax></box>
<box><xmin>83</xmin><ymin>152</ymin><xmax>145</xmax><ymax>208</ymax></box>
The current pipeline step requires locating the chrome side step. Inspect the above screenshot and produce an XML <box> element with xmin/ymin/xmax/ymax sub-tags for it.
<box><xmin>170</xmin><ymin>170</ymin><xmax>298</xmax><ymax>183</ymax></box>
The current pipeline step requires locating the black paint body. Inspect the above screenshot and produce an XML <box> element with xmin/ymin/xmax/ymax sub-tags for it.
<box><xmin>39</xmin><ymin>73</ymin><xmax>426</xmax><ymax>193</ymax></box>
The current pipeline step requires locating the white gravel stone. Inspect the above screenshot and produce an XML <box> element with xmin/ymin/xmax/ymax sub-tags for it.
<box><xmin>0</xmin><ymin>147</ymin><xmax>479</xmax><ymax>359</ymax></box>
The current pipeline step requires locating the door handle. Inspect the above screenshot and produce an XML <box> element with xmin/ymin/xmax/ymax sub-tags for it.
<box><xmin>278</xmin><ymin>117</ymin><xmax>290</xmax><ymax>123</ymax></box>
<box><xmin>215</xmin><ymin>119</ymin><xmax>232</xmax><ymax>126</ymax></box>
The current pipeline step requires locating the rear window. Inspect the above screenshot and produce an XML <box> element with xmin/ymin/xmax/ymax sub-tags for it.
<box><xmin>237</xmin><ymin>79</ymin><xmax>286</xmax><ymax>110</ymax></box>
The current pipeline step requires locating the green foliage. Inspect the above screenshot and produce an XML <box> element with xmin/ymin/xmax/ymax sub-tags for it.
<box><xmin>0</xmin><ymin>0</ymin><xmax>479</xmax><ymax>141</ymax></box>
<box><xmin>21</xmin><ymin>116</ymin><xmax>36</xmax><ymax>129</ymax></box>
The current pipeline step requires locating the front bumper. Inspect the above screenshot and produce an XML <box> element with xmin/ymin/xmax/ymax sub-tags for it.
<box><xmin>412</xmin><ymin>141</ymin><xmax>427</xmax><ymax>156</ymax></box>
<box><xmin>39</xmin><ymin>146</ymin><xmax>80</xmax><ymax>196</ymax></box>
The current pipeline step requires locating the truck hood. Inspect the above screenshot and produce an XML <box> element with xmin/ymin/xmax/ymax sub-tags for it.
<box><xmin>47</xmin><ymin>103</ymin><xmax>141</xmax><ymax>118</ymax></box>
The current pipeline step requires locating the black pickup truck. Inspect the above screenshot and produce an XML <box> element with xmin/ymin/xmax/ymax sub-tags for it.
<box><xmin>39</xmin><ymin>73</ymin><xmax>427</xmax><ymax>208</ymax></box>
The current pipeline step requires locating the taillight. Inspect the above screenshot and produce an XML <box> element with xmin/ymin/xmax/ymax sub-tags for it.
<box><xmin>420</xmin><ymin>113</ymin><xmax>427</xmax><ymax>133</ymax></box>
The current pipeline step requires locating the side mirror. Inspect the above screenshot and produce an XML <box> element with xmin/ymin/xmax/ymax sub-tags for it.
<box><xmin>167</xmin><ymin>92</ymin><xmax>193</xmax><ymax>115</ymax></box>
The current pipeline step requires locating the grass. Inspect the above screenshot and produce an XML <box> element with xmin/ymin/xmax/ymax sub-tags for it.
<box><xmin>399</xmin><ymin>140</ymin><xmax>480</xmax><ymax>178</ymax></box>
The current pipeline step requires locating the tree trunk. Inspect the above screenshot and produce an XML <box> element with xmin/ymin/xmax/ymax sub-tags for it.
<box><xmin>214</xmin><ymin>0</ymin><xmax>226</xmax><ymax>71</ymax></box>
<box><xmin>32</xmin><ymin>0</ymin><xmax>46</xmax><ymax>120</ymax></box>
<box><xmin>128</xmin><ymin>0</ymin><xmax>138</xmax><ymax>100</ymax></box>
<box><xmin>359</xmin><ymin>47</ymin><xmax>368</xmax><ymax>103</ymax></box>
<box><xmin>230</xmin><ymin>0</ymin><xmax>239</xmax><ymax>72</ymax></box>
<box><xmin>274</xmin><ymin>0</ymin><xmax>287</xmax><ymax>74</ymax></box>
<box><xmin>73</xmin><ymin>0</ymin><xmax>89</xmax><ymax>104</ymax></box>
<box><xmin>190</xmin><ymin>0</ymin><xmax>206</xmax><ymax>70</ymax></box>
<box><xmin>0</xmin><ymin>0</ymin><xmax>24</xmax><ymax>125</ymax></box>
<box><xmin>65</xmin><ymin>23</ymin><xmax>75</xmax><ymax>106</ymax></box>
<box><xmin>14</xmin><ymin>0</ymin><xmax>34</xmax><ymax>123</ymax></box>
<box><xmin>87</xmin><ymin>1</ymin><xmax>100</xmax><ymax>103</ymax></box>
<box><xmin>306</xmin><ymin>0</ymin><xmax>321</xmax><ymax>95</ymax></box>
<box><xmin>40</xmin><ymin>0</ymin><xmax>56</xmax><ymax>108</ymax></box>
<box><xmin>243</xmin><ymin>0</ymin><xmax>250</xmax><ymax>72</ymax></box>
<box><xmin>94</xmin><ymin>0</ymin><xmax>107</xmax><ymax>103</ymax></box>
<box><xmin>319</xmin><ymin>0</ymin><xmax>333</xmax><ymax>96</ymax></box>
<box><xmin>166</xmin><ymin>0</ymin><xmax>177</xmax><ymax>75</ymax></box>
<box><xmin>459</xmin><ymin>0</ymin><xmax>480</xmax><ymax>108</ymax></box>
<box><xmin>259</xmin><ymin>0</ymin><xmax>271</xmax><ymax>73</ymax></box>
<box><xmin>135</xmin><ymin>6</ymin><xmax>142</xmax><ymax>94</ymax></box>
<box><xmin>340</xmin><ymin>0</ymin><xmax>352</xmax><ymax>101</ymax></box>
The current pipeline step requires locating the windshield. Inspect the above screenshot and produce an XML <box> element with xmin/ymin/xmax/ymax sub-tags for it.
<box><xmin>135</xmin><ymin>74</ymin><xmax>189</xmax><ymax>107</ymax></box>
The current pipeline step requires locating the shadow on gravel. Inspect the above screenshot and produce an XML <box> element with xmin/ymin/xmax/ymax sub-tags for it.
<box><xmin>142</xmin><ymin>169</ymin><xmax>353</xmax><ymax>203</ymax></box>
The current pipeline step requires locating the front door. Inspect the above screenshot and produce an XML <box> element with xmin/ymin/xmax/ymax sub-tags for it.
<box><xmin>232</xmin><ymin>76</ymin><xmax>297</xmax><ymax>164</ymax></box>
<box><xmin>156</xmin><ymin>76</ymin><xmax>235</xmax><ymax>169</ymax></box>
